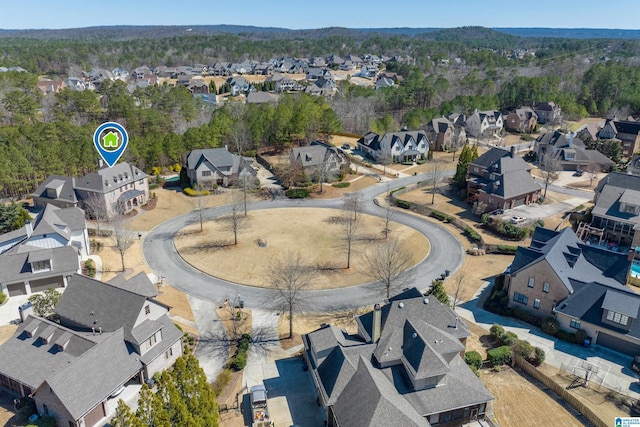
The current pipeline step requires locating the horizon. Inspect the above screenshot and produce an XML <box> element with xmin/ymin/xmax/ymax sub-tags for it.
<box><xmin>1</xmin><ymin>0</ymin><xmax>639</xmax><ymax>31</ymax></box>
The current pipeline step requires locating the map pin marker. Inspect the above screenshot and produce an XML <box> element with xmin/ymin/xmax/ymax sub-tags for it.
<box><xmin>93</xmin><ymin>122</ymin><xmax>129</xmax><ymax>168</ymax></box>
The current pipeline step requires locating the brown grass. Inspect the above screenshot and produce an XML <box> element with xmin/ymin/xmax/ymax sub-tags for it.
<box><xmin>175</xmin><ymin>208</ymin><xmax>429</xmax><ymax>289</ymax></box>
<box><xmin>155</xmin><ymin>285</ymin><xmax>198</xmax><ymax>335</ymax></box>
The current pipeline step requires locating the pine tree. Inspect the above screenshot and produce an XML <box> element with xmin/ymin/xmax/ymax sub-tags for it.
<box><xmin>427</xmin><ymin>279</ymin><xmax>451</xmax><ymax>306</ymax></box>
<box><xmin>453</xmin><ymin>144</ymin><xmax>471</xmax><ymax>187</ymax></box>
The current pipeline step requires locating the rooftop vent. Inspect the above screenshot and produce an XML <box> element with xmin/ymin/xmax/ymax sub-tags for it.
<box><xmin>412</xmin><ymin>332</ymin><xmax>417</xmax><ymax>339</ymax></box>
<box><xmin>423</xmin><ymin>298</ymin><xmax>429</xmax><ymax>304</ymax></box>
<box><xmin>398</xmin><ymin>302</ymin><xmax>404</xmax><ymax>308</ymax></box>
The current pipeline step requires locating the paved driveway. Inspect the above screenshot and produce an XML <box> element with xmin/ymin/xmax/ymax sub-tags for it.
<box><xmin>142</xmin><ymin>174</ymin><xmax>464</xmax><ymax>311</ymax></box>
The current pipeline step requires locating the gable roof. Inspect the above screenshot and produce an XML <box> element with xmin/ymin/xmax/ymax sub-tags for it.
<box><xmin>593</xmin><ymin>172</ymin><xmax>640</xmax><ymax>226</ymax></box>
<box><xmin>108</xmin><ymin>272</ymin><xmax>158</xmax><ymax>298</ymax></box>
<box><xmin>186</xmin><ymin>147</ymin><xmax>235</xmax><ymax>171</ymax></box>
<box><xmin>32</xmin><ymin>175</ymin><xmax>77</xmax><ymax>204</ymax></box>
<box><xmin>0</xmin><ymin>245</ymin><xmax>79</xmax><ymax>283</ymax></box>
<box><xmin>73</xmin><ymin>162</ymin><xmax>147</xmax><ymax>193</ymax></box>
<box><xmin>510</xmin><ymin>227</ymin><xmax>630</xmax><ymax>293</ymax></box>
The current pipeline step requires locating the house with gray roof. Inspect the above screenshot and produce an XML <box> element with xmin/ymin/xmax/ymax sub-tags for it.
<box><xmin>535</xmin><ymin>131</ymin><xmax>615</xmax><ymax>172</ymax></box>
<box><xmin>289</xmin><ymin>141</ymin><xmax>349</xmax><ymax>180</ymax></box>
<box><xmin>505</xmin><ymin>106</ymin><xmax>538</xmax><ymax>134</ymax></box>
<box><xmin>424</xmin><ymin>117</ymin><xmax>466</xmax><ymax>152</ymax></box>
<box><xmin>466</xmin><ymin>146</ymin><xmax>541</xmax><ymax>213</ymax></box>
<box><xmin>464</xmin><ymin>110</ymin><xmax>503</xmax><ymax>139</ymax></box>
<box><xmin>597</xmin><ymin>118</ymin><xmax>640</xmax><ymax>158</ymax></box>
<box><xmin>532</xmin><ymin>101</ymin><xmax>561</xmax><ymax>124</ymax></box>
<box><xmin>357</xmin><ymin>130</ymin><xmax>429</xmax><ymax>162</ymax></box>
<box><xmin>303</xmin><ymin>289</ymin><xmax>493</xmax><ymax>427</ymax></box>
<box><xmin>33</xmin><ymin>162</ymin><xmax>149</xmax><ymax>217</ymax></box>
<box><xmin>505</xmin><ymin>226</ymin><xmax>640</xmax><ymax>354</ymax></box>
<box><xmin>0</xmin><ymin>273</ymin><xmax>183</xmax><ymax>427</ymax></box>
<box><xmin>590</xmin><ymin>172</ymin><xmax>640</xmax><ymax>248</ymax></box>
<box><xmin>185</xmin><ymin>147</ymin><xmax>256</xmax><ymax>189</ymax></box>
<box><xmin>0</xmin><ymin>204</ymin><xmax>88</xmax><ymax>297</ymax></box>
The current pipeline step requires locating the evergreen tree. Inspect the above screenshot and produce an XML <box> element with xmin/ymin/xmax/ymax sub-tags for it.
<box><xmin>427</xmin><ymin>279</ymin><xmax>450</xmax><ymax>306</ymax></box>
<box><xmin>453</xmin><ymin>144</ymin><xmax>472</xmax><ymax>188</ymax></box>
<box><xmin>0</xmin><ymin>203</ymin><xmax>30</xmax><ymax>234</ymax></box>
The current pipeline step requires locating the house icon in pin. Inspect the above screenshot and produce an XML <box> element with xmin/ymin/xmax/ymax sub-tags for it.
<box><xmin>102</xmin><ymin>131</ymin><xmax>119</xmax><ymax>149</ymax></box>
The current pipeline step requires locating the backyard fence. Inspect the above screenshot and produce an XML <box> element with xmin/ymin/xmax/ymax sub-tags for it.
<box><xmin>514</xmin><ymin>355</ymin><xmax>608</xmax><ymax>427</ymax></box>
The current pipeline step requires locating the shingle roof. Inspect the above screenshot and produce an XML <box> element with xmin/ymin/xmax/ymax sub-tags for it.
<box><xmin>0</xmin><ymin>245</ymin><xmax>79</xmax><ymax>283</ymax></box>
<box><xmin>593</xmin><ymin>172</ymin><xmax>640</xmax><ymax>226</ymax></box>
<box><xmin>73</xmin><ymin>162</ymin><xmax>147</xmax><ymax>193</ymax></box>
<box><xmin>108</xmin><ymin>272</ymin><xmax>158</xmax><ymax>298</ymax></box>
<box><xmin>186</xmin><ymin>147</ymin><xmax>235</xmax><ymax>171</ymax></box>
<box><xmin>32</xmin><ymin>175</ymin><xmax>77</xmax><ymax>204</ymax></box>
<box><xmin>53</xmin><ymin>207</ymin><xmax>87</xmax><ymax>232</ymax></box>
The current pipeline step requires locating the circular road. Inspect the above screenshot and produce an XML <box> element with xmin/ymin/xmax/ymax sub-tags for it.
<box><xmin>142</xmin><ymin>174</ymin><xmax>465</xmax><ymax>311</ymax></box>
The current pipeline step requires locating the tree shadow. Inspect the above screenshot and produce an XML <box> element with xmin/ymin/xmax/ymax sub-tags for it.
<box><xmin>179</xmin><ymin>240</ymin><xmax>230</xmax><ymax>254</ymax></box>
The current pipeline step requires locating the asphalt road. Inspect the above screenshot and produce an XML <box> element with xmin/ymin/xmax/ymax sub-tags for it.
<box><xmin>142</xmin><ymin>174</ymin><xmax>465</xmax><ymax>311</ymax></box>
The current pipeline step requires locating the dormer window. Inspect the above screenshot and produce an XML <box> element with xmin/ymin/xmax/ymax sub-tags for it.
<box><xmin>606</xmin><ymin>310</ymin><xmax>628</xmax><ymax>326</ymax></box>
<box><xmin>31</xmin><ymin>260</ymin><xmax>52</xmax><ymax>273</ymax></box>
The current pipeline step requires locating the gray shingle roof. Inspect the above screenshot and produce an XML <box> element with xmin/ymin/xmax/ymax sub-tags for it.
<box><xmin>32</xmin><ymin>175</ymin><xmax>77</xmax><ymax>204</ymax></box>
<box><xmin>40</xmin><ymin>328</ymin><xmax>142</xmax><ymax>420</ymax></box>
<box><xmin>108</xmin><ymin>272</ymin><xmax>158</xmax><ymax>298</ymax></box>
<box><xmin>593</xmin><ymin>172</ymin><xmax>640</xmax><ymax>227</ymax></box>
<box><xmin>186</xmin><ymin>147</ymin><xmax>234</xmax><ymax>171</ymax></box>
<box><xmin>73</xmin><ymin>162</ymin><xmax>147</xmax><ymax>193</ymax></box>
<box><xmin>139</xmin><ymin>314</ymin><xmax>183</xmax><ymax>365</ymax></box>
<box><xmin>53</xmin><ymin>207</ymin><xmax>87</xmax><ymax>232</ymax></box>
<box><xmin>0</xmin><ymin>245</ymin><xmax>79</xmax><ymax>283</ymax></box>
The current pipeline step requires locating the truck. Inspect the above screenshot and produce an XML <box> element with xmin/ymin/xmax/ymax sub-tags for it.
<box><xmin>250</xmin><ymin>384</ymin><xmax>272</xmax><ymax>427</ymax></box>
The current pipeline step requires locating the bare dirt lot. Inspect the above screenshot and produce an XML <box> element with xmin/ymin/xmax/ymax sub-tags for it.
<box><xmin>175</xmin><ymin>208</ymin><xmax>429</xmax><ymax>289</ymax></box>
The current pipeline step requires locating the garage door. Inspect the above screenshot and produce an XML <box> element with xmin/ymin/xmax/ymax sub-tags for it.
<box><xmin>597</xmin><ymin>332</ymin><xmax>640</xmax><ymax>356</ymax></box>
<box><xmin>6</xmin><ymin>283</ymin><xmax>26</xmax><ymax>297</ymax></box>
<box><xmin>29</xmin><ymin>277</ymin><xmax>63</xmax><ymax>294</ymax></box>
<box><xmin>83</xmin><ymin>402</ymin><xmax>106</xmax><ymax>427</ymax></box>
<box><xmin>512</xmin><ymin>197</ymin><xmax>527</xmax><ymax>207</ymax></box>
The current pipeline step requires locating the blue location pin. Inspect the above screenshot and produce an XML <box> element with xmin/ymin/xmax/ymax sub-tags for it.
<box><xmin>93</xmin><ymin>122</ymin><xmax>129</xmax><ymax>167</ymax></box>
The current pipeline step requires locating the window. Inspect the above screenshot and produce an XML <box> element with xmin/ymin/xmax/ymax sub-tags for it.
<box><xmin>165</xmin><ymin>347</ymin><xmax>173</xmax><ymax>359</ymax></box>
<box><xmin>528</xmin><ymin>277</ymin><xmax>535</xmax><ymax>288</ymax></box>
<box><xmin>513</xmin><ymin>292</ymin><xmax>528</xmax><ymax>305</ymax></box>
<box><xmin>147</xmin><ymin>333</ymin><xmax>157</xmax><ymax>349</ymax></box>
<box><xmin>201</xmin><ymin>170</ymin><xmax>212</xmax><ymax>177</ymax></box>
<box><xmin>543</xmin><ymin>282</ymin><xmax>550</xmax><ymax>293</ymax></box>
<box><xmin>43</xmin><ymin>404</ymin><xmax>48</xmax><ymax>415</ymax></box>
<box><xmin>570</xmin><ymin>319</ymin><xmax>581</xmax><ymax>329</ymax></box>
<box><xmin>533</xmin><ymin>299</ymin><xmax>540</xmax><ymax>309</ymax></box>
<box><xmin>606</xmin><ymin>310</ymin><xmax>629</xmax><ymax>326</ymax></box>
<box><xmin>144</xmin><ymin>305</ymin><xmax>150</xmax><ymax>315</ymax></box>
<box><xmin>31</xmin><ymin>260</ymin><xmax>52</xmax><ymax>272</ymax></box>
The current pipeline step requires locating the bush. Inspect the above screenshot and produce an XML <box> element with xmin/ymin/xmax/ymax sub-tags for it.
<box><xmin>332</xmin><ymin>182</ymin><xmax>350</xmax><ymax>188</ymax></box>
<box><xmin>465</xmin><ymin>227</ymin><xmax>482</xmax><ymax>242</ymax></box>
<box><xmin>430</xmin><ymin>210</ymin><xmax>454</xmax><ymax>223</ymax></box>
<box><xmin>511</xmin><ymin>307</ymin><xmax>542</xmax><ymax>327</ymax></box>
<box><xmin>395</xmin><ymin>199</ymin><xmax>412</xmax><ymax>209</ymax></box>
<box><xmin>0</xmin><ymin>292</ymin><xmax>6</xmax><ymax>305</ymax></box>
<box><xmin>229</xmin><ymin>333</ymin><xmax>252</xmax><ymax>371</ymax></box>
<box><xmin>416</xmin><ymin>158</ymin><xmax>426</xmax><ymax>164</ymax></box>
<box><xmin>285</xmin><ymin>188</ymin><xmax>310</xmax><ymax>199</ymax></box>
<box><xmin>184</xmin><ymin>187</ymin><xmax>210</xmax><ymax>197</ymax></box>
<box><xmin>212</xmin><ymin>368</ymin><xmax>233</xmax><ymax>396</ymax></box>
<box><xmin>557</xmin><ymin>330</ymin><xmax>576</xmax><ymax>343</ymax></box>
<box><xmin>512</xmin><ymin>339</ymin><xmax>534</xmax><ymax>359</ymax></box>
<box><xmin>496</xmin><ymin>245</ymin><xmax>518</xmax><ymax>254</ymax></box>
<box><xmin>574</xmin><ymin>329</ymin><xmax>588</xmax><ymax>345</ymax></box>
<box><xmin>464</xmin><ymin>350</ymin><xmax>483</xmax><ymax>371</ymax></box>
<box><xmin>389</xmin><ymin>186</ymin><xmax>405</xmax><ymax>195</ymax></box>
<box><xmin>84</xmin><ymin>259</ymin><xmax>96</xmax><ymax>278</ymax></box>
<box><xmin>481</xmin><ymin>213</ymin><xmax>490</xmax><ymax>224</ymax></box>
<box><xmin>487</xmin><ymin>346</ymin><xmax>513</xmax><ymax>367</ymax></box>
<box><xmin>490</xmin><ymin>324</ymin><xmax>505</xmax><ymax>341</ymax></box>
<box><xmin>149</xmin><ymin>183</ymin><xmax>161</xmax><ymax>190</ymax></box>
<box><xmin>541</xmin><ymin>317</ymin><xmax>560</xmax><ymax>336</ymax></box>
<box><xmin>535</xmin><ymin>219</ymin><xmax>545</xmax><ymax>227</ymax></box>
<box><xmin>531</xmin><ymin>347</ymin><xmax>546</xmax><ymax>366</ymax></box>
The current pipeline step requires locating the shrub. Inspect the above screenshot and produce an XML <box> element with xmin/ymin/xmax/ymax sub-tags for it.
<box><xmin>212</xmin><ymin>368</ymin><xmax>233</xmax><ymax>396</ymax></box>
<box><xmin>501</xmin><ymin>331</ymin><xmax>518</xmax><ymax>347</ymax></box>
<box><xmin>395</xmin><ymin>199</ymin><xmax>412</xmax><ymax>209</ymax></box>
<box><xmin>149</xmin><ymin>183</ymin><xmax>161</xmax><ymax>190</ymax></box>
<box><xmin>511</xmin><ymin>307</ymin><xmax>542</xmax><ymax>327</ymax></box>
<box><xmin>402</xmin><ymin>161</ymin><xmax>413</xmax><ymax>165</ymax></box>
<box><xmin>184</xmin><ymin>187</ymin><xmax>210</xmax><ymax>197</ymax></box>
<box><xmin>389</xmin><ymin>186</ymin><xmax>405</xmax><ymax>195</ymax></box>
<box><xmin>84</xmin><ymin>259</ymin><xmax>96</xmax><ymax>278</ymax></box>
<box><xmin>465</xmin><ymin>227</ymin><xmax>482</xmax><ymax>242</ymax></box>
<box><xmin>487</xmin><ymin>346</ymin><xmax>513</xmax><ymax>367</ymax></box>
<box><xmin>535</xmin><ymin>219</ymin><xmax>545</xmax><ymax>227</ymax></box>
<box><xmin>332</xmin><ymin>182</ymin><xmax>351</xmax><ymax>188</ymax></box>
<box><xmin>512</xmin><ymin>339</ymin><xmax>534</xmax><ymax>359</ymax></box>
<box><xmin>541</xmin><ymin>317</ymin><xmax>560</xmax><ymax>336</ymax></box>
<box><xmin>531</xmin><ymin>347</ymin><xmax>546</xmax><ymax>366</ymax></box>
<box><xmin>0</xmin><ymin>292</ymin><xmax>5</xmax><ymax>305</ymax></box>
<box><xmin>286</xmin><ymin>188</ymin><xmax>310</xmax><ymax>199</ymax></box>
<box><xmin>416</xmin><ymin>158</ymin><xmax>426</xmax><ymax>164</ymax></box>
<box><xmin>496</xmin><ymin>245</ymin><xmax>518</xmax><ymax>254</ymax></box>
<box><xmin>481</xmin><ymin>213</ymin><xmax>490</xmax><ymax>225</ymax></box>
<box><xmin>557</xmin><ymin>330</ymin><xmax>576</xmax><ymax>343</ymax></box>
<box><xmin>430</xmin><ymin>210</ymin><xmax>454</xmax><ymax>222</ymax></box>
<box><xmin>574</xmin><ymin>329</ymin><xmax>588</xmax><ymax>345</ymax></box>
<box><xmin>490</xmin><ymin>324</ymin><xmax>505</xmax><ymax>341</ymax></box>
<box><xmin>464</xmin><ymin>350</ymin><xmax>483</xmax><ymax>371</ymax></box>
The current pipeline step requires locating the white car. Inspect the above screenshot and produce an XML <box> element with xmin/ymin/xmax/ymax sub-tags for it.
<box><xmin>510</xmin><ymin>216</ymin><xmax>525</xmax><ymax>224</ymax></box>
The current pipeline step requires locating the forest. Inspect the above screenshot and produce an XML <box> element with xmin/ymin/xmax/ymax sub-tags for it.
<box><xmin>1</xmin><ymin>27</ymin><xmax>640</xmax><ymax>199</ymax></box>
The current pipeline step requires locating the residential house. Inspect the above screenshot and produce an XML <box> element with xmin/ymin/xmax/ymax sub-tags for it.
<box><xmin>227</xmin><ymin>76</ymin><xmax>254</xmax><ymax>96</ymax></box>
<box><xmin>37</xmin><ymin>79</ymin><xmax>65</xmax><ymax>95</ymax></box>
<box><xmin>267</xmin><ymin>73</ymin><xmax>298</xmax><ymax>92</ymax></box>
<box><xmin>357</xmin><ymin>130</ymin><xmax>430</xmax><ymax>163</ymax></box>
<box><xmin>359</xmin><ymin>65</ymin><xmax>379</xmax><ymax>80</ymax></box>
<box><xmin>532</xmin><ymin>102</ymin><xmax>561</xmax><ymax>124</ymax></box>
<box><xmin>0</xmin><ymin>273</ymin><xmax>183</xmax><ymax>426</ymax></box>
<box><xmin>254</xmin><ymin>62</ymin><xmax>273</xmax><ymax>75</ymax></box>
<box><xmin>187</xmin><ymin>80</ymin><xmax>209</xmax><ymax>95</ymax></box>
<box><xmin>303</xmin><ymin>288</ymin><xmax>494</xmax><ymax>427</ymax></box>
<box><xmin>424</xmin><ymin>117</ymin><xmax>466</xmax><ymax>152</ymax></box>
<box><xmin>246</xmin><ymin>92</ymin><xmax>279</xmax><ymax>104</ymax></box>
<box><xmin>627</xmin><ymin>155</ymin><xmax>640</xmax><ymax>176</ymax></box>
<box><xmin>85</xmin><ymin>69</ymin><xmax>114</xmax><ymax>88</ymax></box>
<box><xmin>597</xmin><ymin>119</ymin><xmax>640</xmax><ymax>158</ymax></box>
<box><xmin>289</xmin><ymin>141</ymin><xmax>349</xmax><ymax>180</ymax></box>
<box><xmin>132</xmin><ymin>66</ymin><xmax>151</xmax><ymax>80</ymax></box>
<box><xmin>33</xmin><ymin>162</ymin><xmax>149</xmax><ymax>217</ymax></box>
<box><xmin>504</xmin><ymin>107</ymin><xmax>538</xmax><ymax>134</ymax></box>
<box><xmin>111</xmin><ymin>68</ymin><xmax>129</xmax><ymax>80</ymax></box>
<box><xmin>464</xmin><ymin>110</ymin><xmax>503</xmax><ymax>139</ymax></box>
<box><xmin>590</xmin><ymin>172</ymin><xmax>640</xmax><ymax>248</ymax></box>
<box><xmin>0</xmin><ymin>204</ymin><xmax>89</xmax><ymax>297</ymax></box>
<box><xmin>327</xmin><ymin>55</ymin><xmax>345</xmax><ymax>68</ymax></box>
<box><xmin>375</xmin><ymin>77</ymin><xmax>396</xmax><ymax>90</ymax></box>
<box><xmin>576</xmin><ymin>122</ymin><xmax>602</xmax><ymax>144</ymax></box>
<box><xmin>306</xmin><ymin>68</ymin><xmax>331</xmax><ymax>81</ymax></box>
<box><xmin>210</xmin><ymin>62</ymin><xmax>231</xmax><ymax>76</ymax></box>
<box><xmin>504</xmin><ymin>226</ymin><xmax>640</xmax><ymax>355</ymax></box>
<box><xmin>535</xmin><ymin>131</ymin><xmax>615</xmax><ymax>172</ymax></box>
<box><xmin>185</xmin><ymin>147</ymin><xmax>256</xmax><ymax>189</ymax></box>
<box><xmin>63</xmin><ymin>78</ymin><xmax>94</xmax><ymax>92</ymax></box>
<box><xmin>466</xmin><ymin>147</ymin><xmax>541</xmax><ymax>212</ymax></box>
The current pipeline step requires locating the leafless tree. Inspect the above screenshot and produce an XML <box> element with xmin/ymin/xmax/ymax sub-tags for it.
<box><xmin>84</xmin><ymin>195</ymin><xmax>109</xmax><ymax>236</ymax></box>
<box><xmin>381</xmin><ymin>186</ymin><xmax>396</xmax><ymax>240</ymax></box>
<box><xmin>452</xmin><ymin>273</ymin><xmax>466</xmax><ymax>311</ymax></box>
<box><xmin>220</xmin><ymin>201</ymin><xmax>249</xmax><ymax>245</ymax></box>
<box><xmin>425</xmin><ymin>160</ymin><xmax>446</xmax><ymax>205</ymax></box>
<box><xmin>193</xmin><ymin>185</ymin><xmax>206</xmax><ymax>232</ymax></box>
<box><xmin>362</xmin><ymin>238</ymin><xmax>415</xmax><ymax>298</ymax></box>
<box><xmin>343</xmin><ymin>190</ymin><xmax>364</xmax><ymax>222</ymax></box>
<box><xmin>377</xmin><ymin>150</ymin><xmax>393</xmax><ymax>176</ymax></box>
<box><xmin>229</xmin><ymin>121</ymin><xmax>253</xmax><ymax>154</ymax></box>
<box><xmin>586</xmin><ymin>162</ymin><xmax>600</xmax><ymax>187</ymax></box>
<box><xmin>267</xmin><ymin>251</ymin><xmax>316</xmax><ymax>339</ymax></box>
<box><xmin>110</xmin><ymin>214</ymin><xmax>134</xmax><ymax>272</ymax></box>
<box><xmin>539</xmin><ymin>156</ymin><xmax>560</xmax><ymax>199</ymax></box>
<box><xmin>235</xmin><ymin>171</ymin><xmax>259</xmax><ymax>216</ymax></box>
<box><xmin>314</xmin><ymin>156</ymin><xmax>340</xmax><ymax>193</ymax></box>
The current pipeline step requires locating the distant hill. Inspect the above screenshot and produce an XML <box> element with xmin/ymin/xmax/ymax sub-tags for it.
<box><xmin>1</xmin><ymin>25</ymin><xmax>639</xmax><ymax>41</ymax></box>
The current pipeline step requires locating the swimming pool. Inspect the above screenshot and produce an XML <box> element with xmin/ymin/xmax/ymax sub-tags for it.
<box><xmin>632</xmin><ymin>260</ymin><xmax>640</xmax><ymax>278</ymax></box>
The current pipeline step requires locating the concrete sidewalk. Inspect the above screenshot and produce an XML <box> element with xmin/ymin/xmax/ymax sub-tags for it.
<box><xmin>189</xmin><ymin>295</ymin><xmax>229</xmax><ymax>383</ymax></box>
<box><xmin>456</xmin><ymin>279</ymin><xmax>640</xmax><ymax>400</ymax></box>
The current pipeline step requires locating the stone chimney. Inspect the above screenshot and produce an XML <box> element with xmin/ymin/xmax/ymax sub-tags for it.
<box><xmin>372</xmin><ymin>303</ymin><xmax>382</xmax><ymax>343</ymax></box>
<box><xmin>510</xmin><ymin>145</ymin><xmax>516</xmax><ymax>158</ymax></box>
<box><xmin>25</xmin><ymin>220</ymin><xmax>32</xmax><ymax>238</ymax></box>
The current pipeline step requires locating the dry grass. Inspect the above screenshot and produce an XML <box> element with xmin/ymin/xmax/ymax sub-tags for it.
<box><xmin>446</xmin><ymin>254</ymin><xmax>513</xmax><ymax>304</ymax></box>
<box><xmin>0</xmin><ymin>325</ymin><xmax>17</xmax><ymax>346</ymax></box>
<box><xmin>215</xmin><ymin>307</ymin><xmax>252</xmax><ymax>339</ymax></box>
<box><xmin>175</xmin><ymin>208</ymin><xmax>429</xmax><ymax>289</ymax></box>
<box><xmin>155</xmin><ymin>285</ymin><xmax>198</xmax><ymax>335</ymax></box>
<box><xmin>481</xmin><ymin>366</ymin><xmax>584</xmax><ymax>427</ymax></box>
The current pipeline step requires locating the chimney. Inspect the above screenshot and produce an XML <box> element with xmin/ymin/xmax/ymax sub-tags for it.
<box><xmin>25</xmin><ymin>220</ymin><xmax>33</xmax><ymax>238</ymax></box>
<box><xmin>372</xmin><ymin>303</ymin><xmax>382</xmax><ymax>343</ymax></box>
<box><xmin>510</xmin><ymin>146</ymin><xmax>516</xmax><ymax>158</ymax></box>
<box><xmin>18</xmin><ymin>301</ymin><xmax>34</xmax><ymax>322</ymax></box>
<box><xmin>98</xmin><ymin>158</ymin><xmax>104</xmax><ymax>168</ymax></box>
<box><xmin>569</xmin><ymin>132</ymin><xmax>574</xmax><ymax>148</ymax></box>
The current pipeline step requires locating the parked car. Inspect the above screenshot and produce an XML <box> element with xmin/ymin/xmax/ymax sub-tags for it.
<box><xmin>341</xmin><ymin>143</ymin><xmax>351</xmax><ymax>150</ymax></box>
<box><xmin>510</xmin><ymin>216</ymin><xmax>525</xmax><ymax>224</ymax></box>
<box><xmin>574</xmin><ymin>169</ymin><xmax>584</xmax><ymax>177</ymax></box>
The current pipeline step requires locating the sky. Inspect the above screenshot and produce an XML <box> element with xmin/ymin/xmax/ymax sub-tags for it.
<box><xmin>1</xmin><ymin>0</ymin><xmax>639</xmax><ymax>30</ymax></box>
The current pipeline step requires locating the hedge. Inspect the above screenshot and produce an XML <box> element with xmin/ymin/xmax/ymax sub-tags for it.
<box><xmin>487</xmin><ymin>346</ymin><xmax>513</xmax><ymax>367</ymax></box>
<box><xmin>465</xmin><ymin>227</ymin><xmax>482</xmax><ymax>242</ymax></box>
<box><xmin>395</xmin><ymin>199</ymin><xmax>412</xmax><ymax>209</ymax></box>
<box><xmin>286</xmin><ymin>188</ymin><xmax>310</xmax><ymax>199</ymax></box>
<box><xmin>430</xmin><ymin>210</ymin><xmax>454</xmax><ymax>223</ymax></box>
<box><xmin>332</xmin><ymin>182</ymin><xmax>351</xmax><ymax>188</ymax></box>
<box><xmin>229</xmin><ymin>334</ymin><xmax>251</xmax><ymax>371</ymax></box>
<box><xmin>184</xmin><ymin>187</ymin><xmax>210</xmax><ymax>197</ymax></box>
<box><xmin>496</xmin><ymin>245</ymin><xmax>518</xmax><ymax>254</ymax></box>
